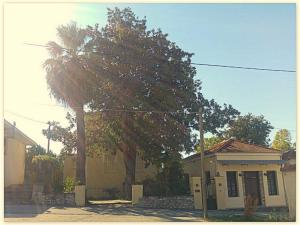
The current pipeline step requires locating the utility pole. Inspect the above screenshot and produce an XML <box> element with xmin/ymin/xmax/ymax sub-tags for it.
<box><xmin>199</xmin><ymin>107</ymin><xmax>208</xmax><ymax>219</ymax></box>
<box><xmin>47</xmin><ymin>121</ymin><xmax>51</xmax><ymax>154</ymax></box>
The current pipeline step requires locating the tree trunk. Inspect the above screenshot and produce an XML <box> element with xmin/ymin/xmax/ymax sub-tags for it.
<box><xmin>123</xmin><ymin>147</ymin><xmax>136</xmax><ymax>200</ymax></box>
<box><xmin>121</xmin><ymin>113</ymin><xmax>137</xmax><ymax>200</ymax></box>
<box><xmin>75</xmin><ymin>105</ymin><xmax>86</xmax><ymax>185</ymax></box>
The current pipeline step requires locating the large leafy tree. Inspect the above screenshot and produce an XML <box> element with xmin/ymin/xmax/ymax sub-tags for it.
<box><xmin>271</xmin><ymin>129</ymin><xmax>293</xmax><ymax>151</ymax></box>
<box><xmin>83</xmin><ymin>7</ymin><xmax>240</xmax><ymax>198</ymax></box>
<box><xmin>224</xmin><ymin>113</ymin><xmax>273</xmax><ymax>146</ymax></box>
<box><xmin>43</xmin><ymin>22</ymin><xmax>94</xmax><ymax>185</ymax></box>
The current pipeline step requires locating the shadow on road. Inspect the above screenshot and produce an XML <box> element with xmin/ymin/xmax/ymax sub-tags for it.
<box><xmin>4</xmin><ymin>204</ymin><xmax>53</xmax><ymax>218</ymax></box>
<box><xmin>83</xmin><ymin>204</ymin><xmax>203</xmax><ymax>222</ymax></box>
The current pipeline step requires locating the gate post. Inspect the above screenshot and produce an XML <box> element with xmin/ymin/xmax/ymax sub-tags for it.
<box><xmin>132</xmin><ymin>185</ymin><xmax>143</xmax><ymax>205</ymax></box>
<box><xmin>191</xmin><ymin>177</ymin><xmax>203</xmax><ymax>209</ymax></box>
<box><xmin>75</xmin><ymin>185</ymin><xmax>86</xmax><ymax>206</ymax></box>
<box><xmin>214</xmin><ymin>176</ymin><xmax>226</xmax><ymax>209</ymax></box>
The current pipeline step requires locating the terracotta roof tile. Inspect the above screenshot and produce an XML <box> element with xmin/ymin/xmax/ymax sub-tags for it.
<box><xmin>184</xmin><ymin>138</ymin><xmax>280</xmax><ymax>161</ymax></box>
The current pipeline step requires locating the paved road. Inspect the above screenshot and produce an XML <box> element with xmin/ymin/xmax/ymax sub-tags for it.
<box><xmin>4</xmin><ymin>203</ymin><xmax>206</xmax><ymax>222</ymax></box>
<box><xmin>4</xmin><ymin>202</ymin><xmax>280</xmax><ymax>222</ymax></box>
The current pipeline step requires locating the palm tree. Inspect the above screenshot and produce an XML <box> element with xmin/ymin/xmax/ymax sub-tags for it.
<box><xmin>43</xmin><ymin>22</ymin><xmax>92</xmax><ymax>185</ymax></box>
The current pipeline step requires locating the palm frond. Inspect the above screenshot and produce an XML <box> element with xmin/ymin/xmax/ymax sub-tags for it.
<box><xmin>57</xmin><ymin>21</ymin><xmax>87</xmax><ymax>52</ymax></box>
<box><xmin>46</xmin><ymin>41</ymin><xmax>64</xmax><ymax>58</ymax></box>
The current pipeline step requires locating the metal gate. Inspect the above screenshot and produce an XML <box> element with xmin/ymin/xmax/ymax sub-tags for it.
<box><xmin>206</xmin><ymin>178</ymin><xmax>217</xmax><ymax>210</ymax></box>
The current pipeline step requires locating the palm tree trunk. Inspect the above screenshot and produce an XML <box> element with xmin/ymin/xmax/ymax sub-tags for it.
<box><xmin>75</xmin><ymin>105</ymin><xmax>86</xmax><ymax>185</ymax></box>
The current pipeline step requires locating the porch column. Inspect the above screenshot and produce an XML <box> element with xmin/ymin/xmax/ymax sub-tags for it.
<box><xmin>75</xmin><ymin>185</ymin><xmax>86</xmax><ymax>206</ymax></box>
<box><xmin>214</xmin><ymin>176</ymin><xmax>226</xmax><ymax>209</ymax></box>
<box><xmin>191</xmin><ymin>177</ymin><xmax>203</xmax><ymax>209</ymax></box>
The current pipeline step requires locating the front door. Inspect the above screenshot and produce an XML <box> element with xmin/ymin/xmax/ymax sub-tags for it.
<box><xmin>244</xmin><ymin>171</ymin><xmax>261</xmax><ymax>205</ymax></box>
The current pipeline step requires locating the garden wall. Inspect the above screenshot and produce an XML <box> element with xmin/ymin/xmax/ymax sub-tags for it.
<box><xmin>135</xmin><ymin>196</ymin><xmax>194</xmax><ymax>209</ymax></box>
<box><xmin>32</xmin><ymin>190</ymin><xmax>75</xmax><ymax>206</ymax></box>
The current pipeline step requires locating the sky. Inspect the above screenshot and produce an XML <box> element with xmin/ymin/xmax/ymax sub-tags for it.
<box><xmin>4</xmin><ymin>3</ymin><xmax>296</xmax><ymax>154</ymax></box>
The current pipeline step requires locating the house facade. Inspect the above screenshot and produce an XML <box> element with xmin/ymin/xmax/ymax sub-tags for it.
<box><xmin>4</xmin><ymin>119</ymin><xmax>36</xmax><ymax>187</ymax></box>
<box><xmin>281</xmin><ymin>149</ymin><xmax>296</xmax><ymax>219</ymax></box>
<box><xmin>183</xmin><ymin>139</ymin><xmax>287</xmax><ymax>210</ymax></box>
<box><xmin>63</xmin><ymin>150</ymin><xmax>158</xmax><ymax>199</ymax></box>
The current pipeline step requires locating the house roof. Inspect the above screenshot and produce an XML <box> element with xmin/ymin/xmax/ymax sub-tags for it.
<box><xmin>184</xmin><ymin>138</ymin><xmax>280</xmax><ymax>161</ymax></box>
<box><xmin>4</xmin><ymin>119</ymin><xmax>37</xmax><ymax>146</ymax></box>
<box><xmin>282</xmin><ymin>149</ymin><xmax>296</xmax><ymax>160</ymax></box>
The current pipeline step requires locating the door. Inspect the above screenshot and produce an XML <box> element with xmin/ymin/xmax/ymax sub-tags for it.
<box><xmin>244</xmin><ymin>171</ymin><xmax>261</xmax><ymax>205</ymax></box>
<box><xmin>205</xmin><ymin>171</ymin><xmax>217</xmax><ymax>210</ymax></box>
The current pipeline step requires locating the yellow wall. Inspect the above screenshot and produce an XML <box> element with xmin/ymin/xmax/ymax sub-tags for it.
<box><xmin>218</xmin><ymin>163</ymin><xmax>286</xmax><ymax>208</ymax></box>
<box><xmin>4</xmin><ymin>138</ymin><xmax>26</xmax><ymax>187</ymax></box>
<box><xmin>282</xmin><ymin>170</ymin><xmax>296</xmax><ymax>219</ymax></box>
<box><xmin>63</xmin><ymin>151</ymin><xmax>158</xmax><ymax>199</ymax></box>
<box><xmin>183</xmin><ymin>155</ymin><xmax>217</xmax><ymax>194</ymax></box>
<box><xmin>183</xmin><ymin>153</ymin><xmax>287</xmax><ymax>209</ymax></box>
<box><xmin>63</xmin><ymin>155</ymin><xmax>76</xmax><ymax>180</ymax></box>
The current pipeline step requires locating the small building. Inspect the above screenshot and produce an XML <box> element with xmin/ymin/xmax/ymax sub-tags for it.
<box><xmin>4</xmin><ymin>119</ymin><xmax>36</xmax><ymax>187</ymax></box>
<box><xmin>183</xmin><ymin>138</ymin><xmax>287</xmax><ymax>210</ymax></box>
<box><xmin>281</xmin><ymin>149</ymin><xmax>296</xmax><ymax>219</ymax></box>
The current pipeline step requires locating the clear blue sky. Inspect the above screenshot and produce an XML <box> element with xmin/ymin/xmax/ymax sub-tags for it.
<box><xmin>4</xmin><ymin>3</ymin><xmax>296</xmax><ymax>154</ymax></box>
<box><xmin>74</xmin><ymin>3</ymin><xmax>296</xmax><ymax>140</ymax></box>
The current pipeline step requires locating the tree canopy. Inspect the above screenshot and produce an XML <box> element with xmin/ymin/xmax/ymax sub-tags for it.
<box><xmin>223</xmin><ymin>113</ymin><xmax>273</xmax><ymax>146</ymax></box>
<box><xmin>82</xmin><ymin>7</ymin><xmax>240</xmax><ymax>197</ymax></box>
<box><xmin>271</xmin><ymin>129</ymin><xmax>293</xmax><ymax>151</ymax></box>
<box><xmin>46</xmin><ymin>7</ymin><xmax>240</xmax><ymax>197</ymax></box>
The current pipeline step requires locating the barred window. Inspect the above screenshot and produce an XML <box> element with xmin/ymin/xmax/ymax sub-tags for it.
<box><xmin>227</xmin><ymin>171</ymin><xmax>238</xmax><ymax>197</ymax></box>
<box><xmin>267</xmin><ymin>171</ymin><xmax>278</xmax><ymax>195</ymax></box>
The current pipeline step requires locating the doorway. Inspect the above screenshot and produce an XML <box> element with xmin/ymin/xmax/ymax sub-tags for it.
<box><xmin>244</xmin><ymin>171</ymin><xmax>262</xmax><ymax>205</ymax></box>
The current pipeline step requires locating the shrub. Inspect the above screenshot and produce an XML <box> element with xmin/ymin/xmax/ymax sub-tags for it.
<box><xmin>142</xmin><ymin>160</ymin><xmax>190</xmax><ymax>197</ymax></box>
<box><xmin>64</xmin><ymin>176</ymin><xmax>77</xmax><ymax>193</ymax></box>
<box><xmin>244</xmin><ymin>195</ymin><xmax>258</xmax><ymax>218</ymax></box>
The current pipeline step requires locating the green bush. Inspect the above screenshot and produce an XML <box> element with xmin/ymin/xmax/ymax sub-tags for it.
<box><xmin>142</xmin><ymin>160</ymin><xmax>190</xmax><ymax>197</ymax></box>
<box><xmin>64</xmin><ymin>176</ymin><xmax>77</xmax><ymax>193</ymax></box>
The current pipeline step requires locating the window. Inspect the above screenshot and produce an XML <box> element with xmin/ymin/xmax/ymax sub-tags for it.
<box><xmin>267</xmin><ymin>171</ymin><xmax>278</xmax><ymax>195</ymax></box>
<box><xmin>227</xmin><ymin>171</ymin><xmax>238</xmax><ymax>197</ymax></box>
<box><xmin>205</xmin><ymin>171</ymin><xmax>211</xmax><ymax>184</ymax></box>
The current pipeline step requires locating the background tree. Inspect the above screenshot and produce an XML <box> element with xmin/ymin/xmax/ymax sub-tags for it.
<box><xmin>44</xmin><ymin>22</ymin><xmax>94</xmax><ymax>185</ymax></box>
<box><xmin>224</xmin><ymin>113</ymin><xmax>273</xmax><ymax>146</ymax></box>
<box><xmin>201</xmin><ymin>136</ymin><xmax>224</xmax><ymax>151</ymax></box>
<box><xmin>271</xmin><ymin>129</ymin><xmax>293</xmax><ymax>151</ymax></box>
<box><xmin>84</xmin><ymin>7</ymin><xmax>240</xmax><ymax>198</ymax></box>
<box><xmin>42</xmin><ymin>113</ymin><xmax>77</xmax><ymax>156</ymax></box>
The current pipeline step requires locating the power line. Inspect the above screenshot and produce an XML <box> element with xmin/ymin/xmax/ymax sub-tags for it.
<box><xmin>5</xmin><ymin>109</ymin><xmax>296</xmax><ymax>134</ymax></box>
<box><xmin>5</xmin><ymin>110</ymin><xmax>48</xmax><ymax>124</ymax></box>
<box><xmin>24</xmin><ymin>42</ymin><xmax>296</xmax><ymax>73</ymax></box>
<box><xmin>190</xmin><ymin>63</ymin><xmax>296</xmax><ymax>73</ymax></box>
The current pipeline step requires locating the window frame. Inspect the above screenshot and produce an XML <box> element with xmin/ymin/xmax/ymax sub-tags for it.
<box><xmin>267</xmin><ymin>171</ymin><xmax>278</xmax><ymax>196</ymax></box>
<box><xmin>226</xmin><ymin>171</ymin><xmax>239</xmax><ymax>197</ymax></box>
